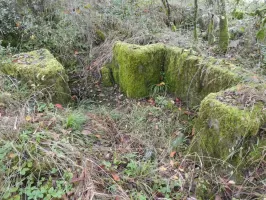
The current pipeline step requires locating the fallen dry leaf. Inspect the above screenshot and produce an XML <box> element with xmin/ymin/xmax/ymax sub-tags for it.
<box><xmin>82</xmin><ymin>129</ymin><xmax>92</xmax><ymax>135</ymax></box>
<box><xmin>147</xmin><ymin>98</ymin><xmax>155</xmax><ymax>106</ymax></box>
<box><xmin>228</xmin><ymin>180</ymin><xmax>236</xmax><ymax>185</ymax></box>
<box><xmin>191</xmin><ymin>127</ymin><xmax>195</xmax><ymax>136</ymax></box>
<box><xmin>111</xmin><ymin>173</ymin><xmax>120</xmax><ymax>181</ymax></box>
<box><xmin>55</xmin><ymin>104</ymin><xmax>63</xmax><ymax>109</ymax></box>
<box><xmin>172</xmin><ymin>175</ymin><xmax>179</xmax><ymax>180</ymax></box>
<box><xmin>170</xmin><ymin>151</ymin><xmax>176</xmax><ymax>158</ymax></box>
<box><xmin>170</xmin><ymin>160</ymin><xmax>175</xmax><ymax>167</ymax></box>
<box><xmin>49</xmin><ymin>132</ymin><xmax>60</xmax><ymax>141</ymax></box>
<box><xmin>25</xmin><ymin>115</ymin><xmax>32</xmax><ymax>122</ymax></box>
<box><xmin>178</xmin><ymin>167</ymin><xmax>184</xmax><ymax>172</ymax></box>
<box><xmin>9</xmin><ymin>153</ymin><xmax>16</xmax><ymax>158</ymax></box>
<box><xmin>215</xmin><ymin>194</ymin><xmax>222</xmax><ymax>200</ymax></box>
<box><xmin>159</xmin><ymin>166</ymin><xmax>167</xmax><ymax>172</ymax></box>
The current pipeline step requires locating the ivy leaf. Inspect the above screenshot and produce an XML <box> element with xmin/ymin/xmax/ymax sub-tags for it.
<box><xmin>20</xmin><ymin>167</ymin><xmax>29</xmax><ymax>175</ymax></box>
<box><xmin>256</xmin><ymin>29</ymin><xmax>266</xmax><ymax>41</ymax></box>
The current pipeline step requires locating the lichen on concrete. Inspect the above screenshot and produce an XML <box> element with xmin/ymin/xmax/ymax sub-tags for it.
<box><xmin>0</xmin><ymin>49</ymin><xmax>71</xmax><ymax>104</ymax></box>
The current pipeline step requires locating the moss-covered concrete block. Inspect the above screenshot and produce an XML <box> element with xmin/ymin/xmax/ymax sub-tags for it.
<box><xmin>0</xmin><ymin>49</ymin><xmax>71</xmax><ymax>104</ymax></box>
<box><xmin>190</xmin><ymin>84</ymin><xmax>266</xmax><ymax>166</ymax></box>
<box><xmin>164</xmin><ymin>47</ymin><xmax>242</xmax><ymax>106</ymax></box>
<box><xmin>104</xmin><ymin>42</ymin><xmax>263</xmax><ymax>105</ymax></box>
<box><xmin>164</xmin><ymin>47</ymin><xmax>191</xmax><ymax>99</ymax></box>
<box><xmin>112</xmin><ymin>42</ymin><xmax>165</xmax><ymax>98</ymax></box>
<box><xmin>100</xmin><ymin>64</ymin><xmax>113</xmax><ymax>87</ymax></box>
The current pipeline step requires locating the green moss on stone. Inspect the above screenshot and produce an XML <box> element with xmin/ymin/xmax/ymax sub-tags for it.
<box><xmin>113</xmin><ymin>42</ymin><xmax>165</xmax><ymax>98</ymax></box>
<box><xmin>0</xmin><ymin>49</ymin><xmax>71</xmax><ymax>104</ymax></box>
<box><xmin>198</xmin><ymin>63</ymin><xmax>242</xmax><ymax>101</ymax></box>
<box><xmin>105</xmin><ymin>42</ymin><xmax>262</xmax><ymax>107</ymax></box>
<box><xmin>164</xmin><ymin>47</ymin><xmax>202</xmax><ymax>105</ymax></box>
<box><xmin>112</xmin><ymin>62</ymin><xmax>120</xmax><ymax>84</ymax></box>
<box><xmin>191</xmin><ymin>84</ymin><xmax>266</xmax><ymax>167</ymax></box>
<box><xmin>164</xmin><ymin>47</ymin><xmax>189</xmax><ymax>95</ymax></box>
<box><xmin>164</xmin><ymin>47</ymin><xmax>242</xmax><ymax>106</ymax></box>
<box><xmin>100</xmin><ymin>65</ymin><xmax>113</xmax><ymax>87</ymax></box>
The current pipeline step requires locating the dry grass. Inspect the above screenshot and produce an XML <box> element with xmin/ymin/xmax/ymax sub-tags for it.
<box><xmin>1</xmin><ymin>0</ymin><xmax>266</xmax><ymax>199</ymax></box>
<box><xmin>0</xmin><ymin>72</ymin><xmax>265</xmax><ymax>199</ymax></box>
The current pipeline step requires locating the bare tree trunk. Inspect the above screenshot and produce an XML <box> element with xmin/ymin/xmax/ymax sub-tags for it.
<box><xmin>219</xmin><ymin>0</ymin><xmax>229</xmax><ymax>53</ymax></box>
<box><xmin>208</xmin><ymin>14</ymin><xmax>215</xmax><ymax>45</ymax></box>
<box><xmin>161</xmin><ymin>0</ymin><xmax>171</xmax><ymax>24</ymax></box>
<box><xmin>194</xmin><ymin>0</ymin><xmax>198</xmax><ymax>41</ymax></box>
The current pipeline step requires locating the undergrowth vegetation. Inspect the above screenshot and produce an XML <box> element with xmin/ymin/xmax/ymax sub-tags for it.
<box><xmin>0</xmin><ymin>72</ymin><xmax>190</xmax><ymax>199</ymax></box>
<box><xmin>0</xmin><ymin>72</ymin><xmax>265</xmax><ymax>199</ymax></box>
<box><xmin>1</xmin><ymin>0</ymin><xmax>266</xmax><ymax>199</ymax></box>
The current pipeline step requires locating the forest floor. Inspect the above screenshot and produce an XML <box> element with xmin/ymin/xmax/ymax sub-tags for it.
<box><xmin>1</xmin><ymin>76</ymin><xmax>265</xmax><ymax>200</ymax></box>
<box><xmin>1</xmin><ymin>1</ymin><xmax>266</xmax><ymax>199</ymax></box>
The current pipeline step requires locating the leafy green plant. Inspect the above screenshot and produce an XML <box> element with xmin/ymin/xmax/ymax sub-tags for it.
<box><xmin>155</xmin><ymin>95</ymin><xmax>170</xmax><ymax>107</ymax></box>
<box><xmin>3</xmin><ymin>174</ymin><xmax>73</xmax><ymax>200</ymax></box>
<box><xmin>65</xmin><ymin>111</ymin><xmax>87</xmax><ymax>131</ymax></box>
<box><xmin>253</xmin><ymin>6</ymin><xmax>266</xmax><ymax>42</ymax></box>
<box><xmin>124</xmin><ymin>160</ymin><xmax>153</xmax><ymax>177</ymax></box>
<box><xmin>0</xmin><ymin>0</ymin><xmax>19</xmax><ymax>45</ymax></box>
<box><xmin>130</xmin><ymin>191</ymin><xmax>147</xmax><ymax>200</ymax></box>
<box><xmin>150</xmin><ymin>82</ymin><xmax>168</xmax><ymax>97</ymax></box>
<box><xmin>0</xmin><ymin>129</ymin><xmax>74</xmax><ymax>200</ymax></box>
<box><xmin>152</xmin><ymin>179</ymin><xmax>183</xmax><ymax>199</ymax></box>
